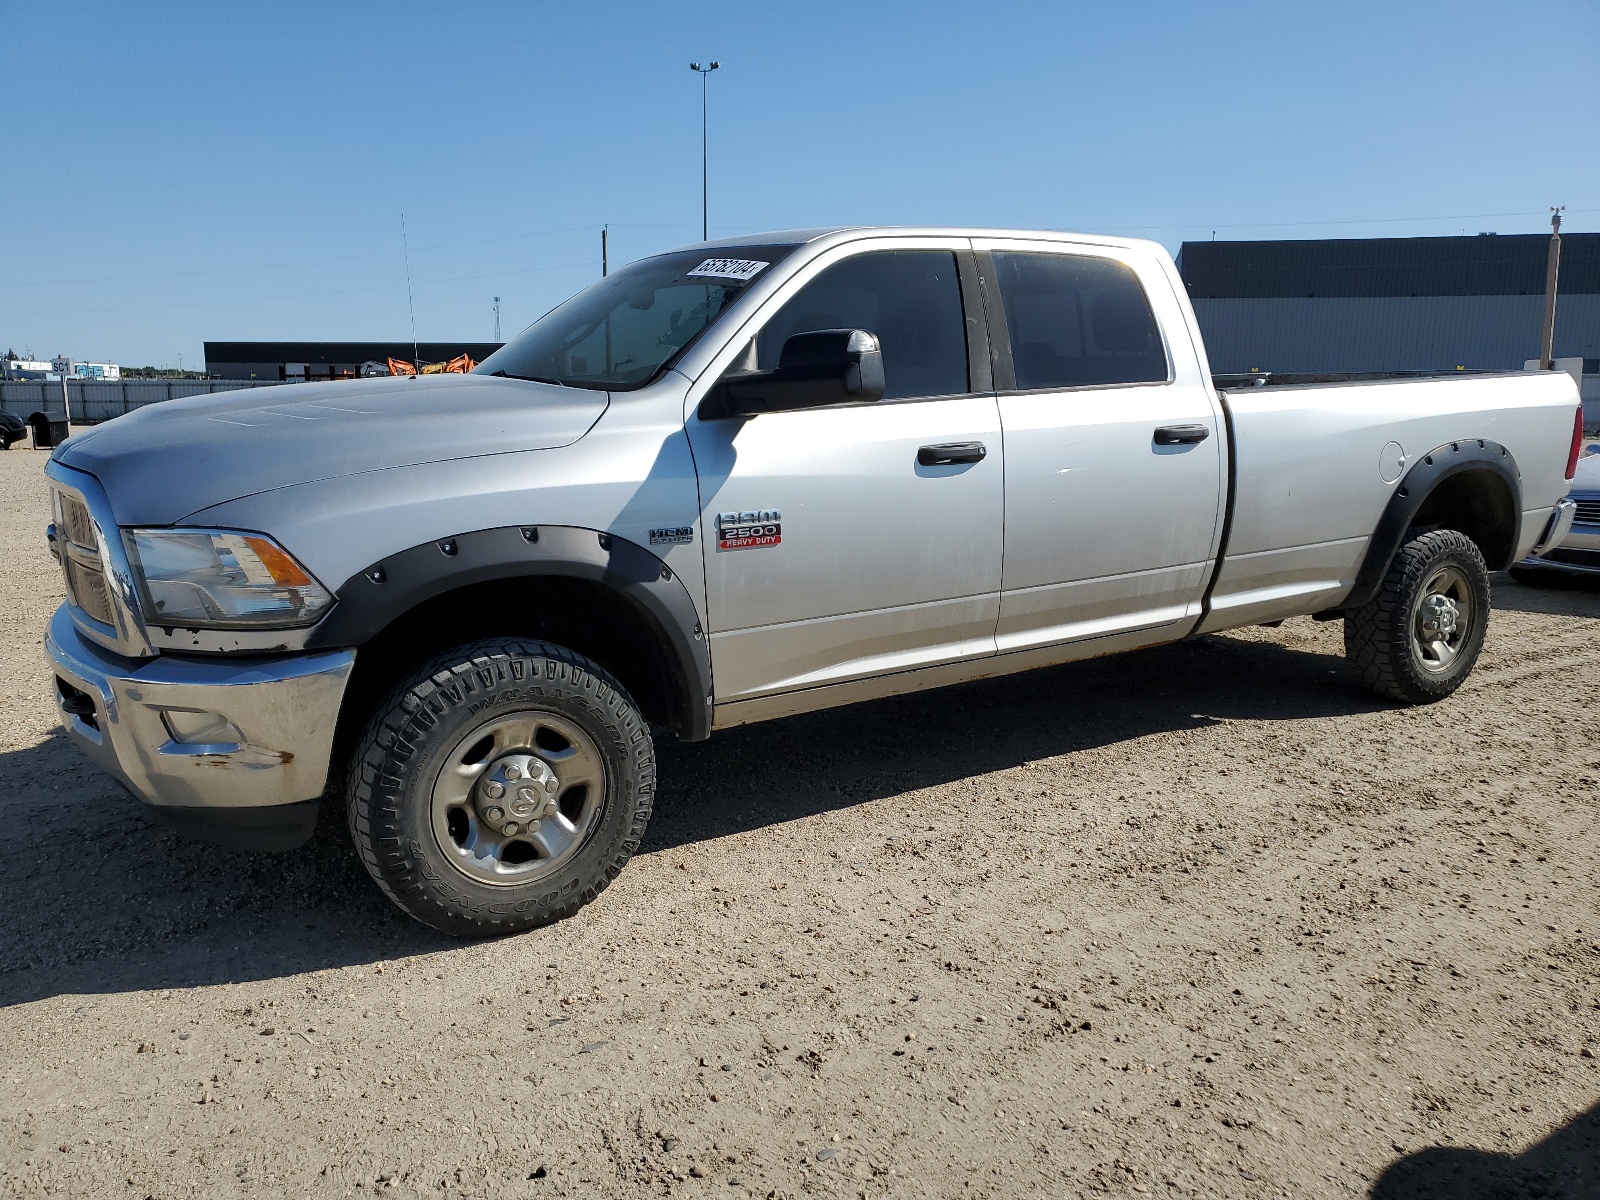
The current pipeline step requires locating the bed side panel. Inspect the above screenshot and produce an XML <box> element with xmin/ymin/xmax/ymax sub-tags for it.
<box><xmin>1199</xmin><ymin>372</ymin><xmax>1578</xmax><ymax>632</ymax></box>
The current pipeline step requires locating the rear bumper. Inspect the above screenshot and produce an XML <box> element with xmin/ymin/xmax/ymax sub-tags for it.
<box><xmin>45</xmin><ymin>603</ymin><xmax>355</xmax><ymax>829</ymax></box>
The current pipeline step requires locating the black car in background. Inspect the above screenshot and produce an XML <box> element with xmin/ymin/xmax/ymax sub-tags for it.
<box><xmin>0</xmin><ymin>411</ymin><xmax>25</xmax><ymax>449</ymax></box>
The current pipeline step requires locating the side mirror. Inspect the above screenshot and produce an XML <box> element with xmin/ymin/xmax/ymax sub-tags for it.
<box><xmin>708</xmin><ymin>329</ymin><xmax>885</xmax><ymax>418</ymax></box>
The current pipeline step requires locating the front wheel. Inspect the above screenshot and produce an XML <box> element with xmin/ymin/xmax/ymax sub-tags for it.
<box><xmin>347</xmin><ymin>639</ymin><xmax>655</xmax><ymax>937</ymax></box>
<box><xmin>1344</xmin><ymin>528</ymin><xmax>1491</xmax><ymax>704</ymax></box>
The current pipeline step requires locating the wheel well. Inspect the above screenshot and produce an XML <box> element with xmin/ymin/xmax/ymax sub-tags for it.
<box><xmin>1409</xmin><ymin>468</ymin><xmax>1518</xmax><ymax>570</ymax></box>
<box><xmin>328</xmin><ymin>575</ymin><xmax>688</xmax><ymax>793</ymax></box>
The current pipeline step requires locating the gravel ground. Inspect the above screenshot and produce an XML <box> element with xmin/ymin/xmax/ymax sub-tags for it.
<box><xmin>1</xmin><ymin>443</ymin><xmax>1597</xmax><ymax>1200</ymax></box>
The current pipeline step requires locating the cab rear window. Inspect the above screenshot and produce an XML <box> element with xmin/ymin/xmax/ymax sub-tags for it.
<box><xmin>993</xmin><ymin>252</ymin><xmax>1168</xmax><ymax>390</ymax></box>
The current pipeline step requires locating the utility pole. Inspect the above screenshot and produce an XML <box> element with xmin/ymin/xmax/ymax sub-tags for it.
<box><xmin>601</xmin><ymin>225</ymin><xmax>609</xmax><ymax>277</ymax></box>
<box><xmin>493</xmin><ymin>297</ymin><xmax>501</xmax><ymax>342</ymax></box>
<box><xmin>689</xmin><ymin>61</ymin><xmax>720</xmax><ymax>241</ymax></box>
<box><xmin>1539</xmin><ymin>206</ymin><xmax>1564</xmax><ymax>370</ymax></box>
<box><xmin>401</xmin><ymin>213</ymin><xmax>419</xmax><ymax>369</ymax></box>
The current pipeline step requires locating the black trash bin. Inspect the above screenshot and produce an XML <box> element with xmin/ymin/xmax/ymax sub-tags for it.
<box><xmin>28</xmin><ymin>413</ymin><xmax>68</xmax><ymax>449</ymax></box>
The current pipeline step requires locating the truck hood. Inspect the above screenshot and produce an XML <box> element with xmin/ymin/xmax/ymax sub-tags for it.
<box><xmin>54</xmin><ymin>374</ymin><xmax>608</xmax><ymax>525</ymax></box>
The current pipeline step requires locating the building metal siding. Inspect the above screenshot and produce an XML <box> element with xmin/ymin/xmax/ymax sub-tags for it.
<box><xmin>1191</xmin><ymin>294</ymin><xmax>1600</xmax><ymax>375</ymax></box>
<box><xmin>1179</xmin><ymin>233</ymin><xmax>1600</xmax><ymax>299</ymax></box>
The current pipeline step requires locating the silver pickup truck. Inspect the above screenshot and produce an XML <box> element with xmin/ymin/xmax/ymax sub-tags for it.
<box><xmin>43</xmin><ymin>227</ymin><xmax>1584</xmax><ymax>936</ymax></box>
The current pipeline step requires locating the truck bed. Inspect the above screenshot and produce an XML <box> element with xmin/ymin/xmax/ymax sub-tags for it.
<box><xmin>1196</xmin><ymin>369</ymin><xmax>1581</xmax><ymax>632</ymax></box>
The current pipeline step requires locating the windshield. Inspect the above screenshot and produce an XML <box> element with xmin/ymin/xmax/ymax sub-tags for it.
<box><xmin>475</xmin><ymin>245</ymin><xmax>797</xmax><ymax>390</ymax></box>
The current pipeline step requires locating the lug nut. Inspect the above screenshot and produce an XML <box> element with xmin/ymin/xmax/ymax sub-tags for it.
<box><xmin>483</xmin><ymin>781</ymin><xmax>505</xmax><ymax>799</ymax></box>
<box><xmin>504</xmin><ymin>764</ymin><xmax>521</xmax><ymax>780</ymax></box>
<box><xmin>543</xmin><ymin>801</ymin><xmax>558</xmax><ymax>817</ymax></box>
<box><xmin>484</xmin><ymin>806</ymin><xmax>505</xmax><ymax>823</ymax></box>
<box><xmin>545</xmin><ymin>778</ymin><xmax>558</xmax><ymax>793</ymax></box>
<box><xmin>502</xmin><ymin>822</ymin><xmax>520</xmax><ymax>836</ymax></box>
<box><xmin>528</xmin><ymin>819</ymin><xmax>541</xmax><ymax>832</ymax></box>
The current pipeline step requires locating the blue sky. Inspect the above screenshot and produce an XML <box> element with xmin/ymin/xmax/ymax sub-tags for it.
<box><xmin>2</xmin><ymin>0</ymin><xmax>1595</xmax><ymax>367</ymax></box>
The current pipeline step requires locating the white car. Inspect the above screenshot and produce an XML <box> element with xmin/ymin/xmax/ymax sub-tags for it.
<box><xmin>1511</xmin><ymin>445</ymin><xmax>1600</xmax><ymax>582</ymax></box>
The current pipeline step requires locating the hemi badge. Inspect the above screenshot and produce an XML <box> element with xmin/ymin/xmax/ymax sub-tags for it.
<box><xmin>649</xmin><ymin>527</ymin><xmax>694</xmax><ymax>546</ymax></box>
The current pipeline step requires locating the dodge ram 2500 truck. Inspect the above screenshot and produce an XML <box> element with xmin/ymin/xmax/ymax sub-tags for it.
<box><xmin>44</xmin><ymin>227</ymin><xmax>1585</xmax><ymax>937</ymax></box>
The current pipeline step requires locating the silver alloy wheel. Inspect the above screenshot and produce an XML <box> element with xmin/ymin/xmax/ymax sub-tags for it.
<box><xmin>1410</xmin><ymin>564</ymin><xmax>1473</xmax><ymax>674</ymax></box>
<box><xmin>429</xmin><ymin>709</ymin><xmax>606</xmax><ymax>887</ymax></box>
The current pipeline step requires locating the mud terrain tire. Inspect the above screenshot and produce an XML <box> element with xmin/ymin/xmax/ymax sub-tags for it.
<box><xmin>347</xmin><ymin>639</ymin><xmax>655</xmax><ymax>937</ymax></box>
<box><xmin>1345</xmin><ymin>528</ymin><xmax>1491</xmax><ymax>705</ymax></box>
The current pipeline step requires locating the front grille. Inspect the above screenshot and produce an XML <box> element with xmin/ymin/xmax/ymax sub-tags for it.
<box><xmin>1573</xmin><ymin>497</ymin><xmax>1600</xmax><ymax>527</ymax></box>
<box><xmin>51</xmin><ymin>484</ymin><xmax>116</xmax><ymax>626</ymax></box>
<box><xmin>57</xmin><ymin>492</ymin><xmax>98</xmax><ymax>551</ymax></box>
<box><xmin>46</xmin><ymin>468</ymin><xmax>152</xmax><ymax>656</ymax></box>
<box><xmin>63</xmin><ymin>552</ymin><xmax>115</xmax><ymax>624</ymax></box>
<box><xmin>1546</xmin><ymin>547</ymin><xmax>1600</xmax><ymax>569</ymax></box>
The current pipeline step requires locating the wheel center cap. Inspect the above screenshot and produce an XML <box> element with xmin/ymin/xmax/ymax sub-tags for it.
<box><xmin>475</xmin><ymin>754</ymin><xmax>559</xmax><ymax>835</ymax></box>
<box><xmin>1418</xmin><ymin>594</ymin><xmax>1459</xmax><ymax>639</ymax></box>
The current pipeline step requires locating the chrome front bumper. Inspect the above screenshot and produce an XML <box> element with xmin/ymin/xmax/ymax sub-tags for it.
<box><xmin>45</xmin><ymin>603</ymin><xmax>355</xmax><ymax>812</ymax></box>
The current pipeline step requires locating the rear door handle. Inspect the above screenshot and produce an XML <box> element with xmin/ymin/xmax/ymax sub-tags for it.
<box><xmin>1153</xmin><ymin>424</ymin><xmax>1210</xmax><ymax>446</ymax></box>
<box><xmin>917</xmin><ymin>441</ymin><xmax>987</xmax><ymax>466</ymax></box>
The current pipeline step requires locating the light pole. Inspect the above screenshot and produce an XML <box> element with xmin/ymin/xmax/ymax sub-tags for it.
<box><xmin>1539</xmin><ymin>206</ymin><xmax>1564</xmax><ymax>371</ymax></box>
<box><xmin>689</xmin><ymin>61</ymin><xmax>720</xmax><ymax>241</ymax></box>
<box><xmin>493</xmin><ymin>297</ymin><xmax>501</xmax><ymax>342</ymax></box>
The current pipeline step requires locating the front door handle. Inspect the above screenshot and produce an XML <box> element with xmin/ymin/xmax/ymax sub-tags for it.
<box><xmin>1153</xmin><ymin>424</ymin><xmax>1210</xmax><ymax>446</ymax></box>
<box><xmin>917</xmin><ymin>441</ymin><xmax>987</xmax><ymax>466</ymax></box>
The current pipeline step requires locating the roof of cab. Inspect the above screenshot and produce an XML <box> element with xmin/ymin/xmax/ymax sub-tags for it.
<box><xmin>672</xmin><ymin>226</ymin><xmax>1162</xmax><ymax>255</ymax></box>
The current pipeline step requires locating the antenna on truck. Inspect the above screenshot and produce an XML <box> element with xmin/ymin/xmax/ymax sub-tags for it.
<box><xmin>401</xmin><ymin>212</ymin><xmax>419</xmax><ymax>371</ymax></box>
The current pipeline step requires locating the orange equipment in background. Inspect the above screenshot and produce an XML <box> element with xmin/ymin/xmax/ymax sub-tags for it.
<box><xmin>419</xmin><ymin>354</ymin><xmax>476</xmax><ymax>375</ymax></box>
<box><xmin>392</xmin><ymin>354</ymin><xmax>475</xmax><ymax>376</ymax></box>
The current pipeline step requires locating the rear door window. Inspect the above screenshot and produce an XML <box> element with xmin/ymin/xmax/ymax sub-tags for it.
<box><xmin>991</xmin><ymin>252</ymin><xmax>1168</xmax><ymax>390</ymax></box>
<box><xmin>757</xmin><ymin>250</ymin><xmax>969</xmax><ymax>400</ymax></box>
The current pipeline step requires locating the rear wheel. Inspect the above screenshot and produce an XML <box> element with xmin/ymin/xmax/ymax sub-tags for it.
<box><xmin>1345</xmin><ymin>528</ymin><xmax>1491</xmax><ymax>704</ymax></box>
<box><xmin>347</xmin><ymin>639</ymin><xmax>655</xmax><ymax>937</ymax></box>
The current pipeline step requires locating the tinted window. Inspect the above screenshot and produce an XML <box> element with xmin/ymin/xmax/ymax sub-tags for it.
<box><xmin>476</xmin><ymin>245</ymin><xmax>796</xmax><ymax>390</ymax></box>
<box><xmin>756</xmin><ymin>250</ymin><xmax>968</xmax><ymax>400</ymax></box>
<box><xmin>992</xmin><ymin>252</ymin><xmax>1168</xmax><ymax>390</ymax></box>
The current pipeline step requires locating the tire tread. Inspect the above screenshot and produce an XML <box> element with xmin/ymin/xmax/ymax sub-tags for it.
<box><xmin>346</xmin><ymin>639</ymin><xmax>655</xmax><ymax>937</ymax></box>
<box><xmin>1344</xmin><ymin>528</ymin><xmax>1490</xmax><ymax>704</ymax></box>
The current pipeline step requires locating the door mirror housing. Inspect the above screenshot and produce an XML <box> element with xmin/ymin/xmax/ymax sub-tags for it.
<box><xmin>707</xmin><ymin>329</ymin><xmax>885</xmax><ymax>418</ymax></box>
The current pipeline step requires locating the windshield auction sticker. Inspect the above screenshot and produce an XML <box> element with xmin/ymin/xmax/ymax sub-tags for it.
<box><xmin>686</xmin><ymin>258</ymin><xmax>770</xmax><ymax>283</ymax></box>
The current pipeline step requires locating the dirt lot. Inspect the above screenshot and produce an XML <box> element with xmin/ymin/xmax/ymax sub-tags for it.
<box><xmin>0</xmin><ymin>444</ymin><xmax>1597</xmax><ymax>1200</ymax></box>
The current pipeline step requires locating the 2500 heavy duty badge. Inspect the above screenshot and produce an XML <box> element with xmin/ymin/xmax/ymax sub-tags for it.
<box><xmin>717</xmin><ymin>509</ymin><xmax>781</xmax><ymax>551</ymax></box>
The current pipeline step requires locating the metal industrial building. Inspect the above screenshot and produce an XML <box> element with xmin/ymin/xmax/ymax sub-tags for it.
<box><xmin>1178</xmin><ymin>233</ymin><xmax>1599</xmax><ymax>401</ymax></box>
<box><xmin>204</xmin><ymin>341</ymin><xmax>503</xmax><ymax>381</ymax></box>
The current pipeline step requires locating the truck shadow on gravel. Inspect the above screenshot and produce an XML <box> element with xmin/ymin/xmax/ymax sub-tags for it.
<box><xmin>1492</xmin><ymin>571</ymin><xmax>1600</xmax><ymax>619</ymax></box>
<box><xmin>646</xmin><ymin>631</ymin><xmax>1382</xmax><ymax>853</ymax></box>
<box><xmin>0</xmin><ymin>732</ymin><xmax>450</xmax><ymax>1008</ymax></box>
<box><xmin>0</xmin><ymin>632</ymin><xmax>1380</xmax><ymax>1008</ymax></box>
<box><xmin>1371</xmin><ymin>1101</ymin><xmax>1600</xmax><ymax>1199</ymax></box>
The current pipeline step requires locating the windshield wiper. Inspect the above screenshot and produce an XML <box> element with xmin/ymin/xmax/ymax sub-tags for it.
<box><xmin>489</xmin><ymin>369</ymin><xmax>567</xmax><ymax>386</ymax></box>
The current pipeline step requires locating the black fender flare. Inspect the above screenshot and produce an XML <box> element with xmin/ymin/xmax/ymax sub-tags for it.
<box><xmin>304</xmin><ymin>525</ymin><xmax>712</xmax><ymax>741</ymax></box>
<box><xmin>1337</xmin><ymin>438</ymin><xmax>1521</xmax><ymax>613</ymax></box>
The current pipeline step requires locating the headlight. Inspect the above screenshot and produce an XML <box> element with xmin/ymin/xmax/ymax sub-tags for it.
<box><xmin>125</xmin><ymin>529</ymin><xmax>334</xmax><ymax>629</ymax></box>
